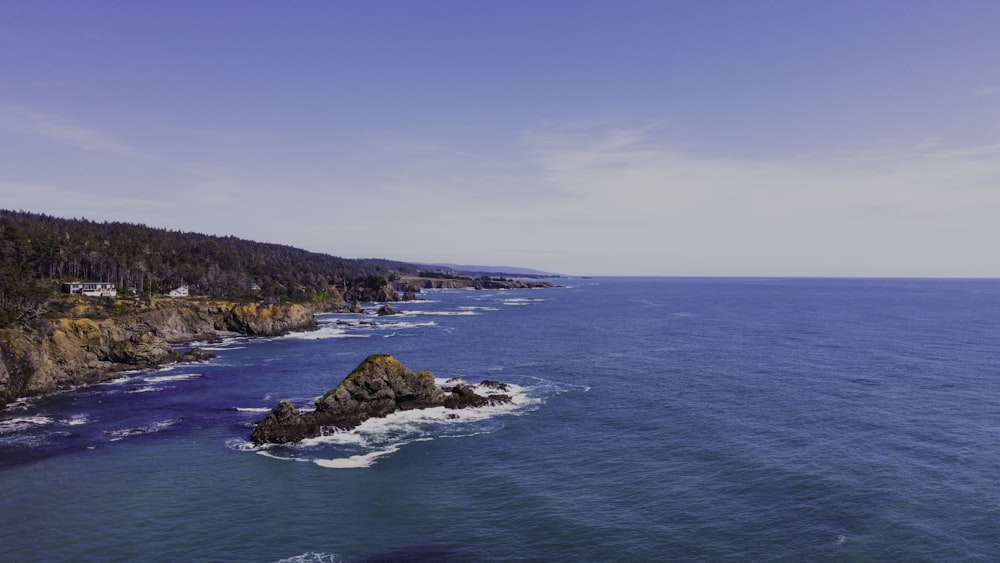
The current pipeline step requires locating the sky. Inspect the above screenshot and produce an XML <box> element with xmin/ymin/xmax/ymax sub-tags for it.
<box><xmin>2</xmin><ymin>1</ymin><xmax>999</xmax><ymax>277</ymax></box>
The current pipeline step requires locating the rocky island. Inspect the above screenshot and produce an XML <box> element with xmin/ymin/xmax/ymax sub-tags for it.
<box><xmin>251</xmin><ymin>354</ymin><xmax>512</xmax><ymax>445</ymax></box>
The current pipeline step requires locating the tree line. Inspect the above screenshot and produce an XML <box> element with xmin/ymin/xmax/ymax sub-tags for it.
<box><xmin>0</xmin><ymin>209</ymin><xmax>420</xmax><ymax>327</ymax></box>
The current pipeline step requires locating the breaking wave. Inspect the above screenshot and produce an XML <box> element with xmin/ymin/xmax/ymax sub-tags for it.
<box><xmin>234</xmin><ymin>407</ymin><xmax>272</xmax><ymax>414</ymax></box>
<box><xmin>233</xmin><ymin>377</ymin><xmax>565</xmax><ymax>469</ymax></box>
<box><xmin>503</xmin><ymin>297</ymin><xmax>547</xmax><ymax>306</ymax></box>
<box><xmin>0</xmin><ymin>415</ymin><xmax>55</xmax><ymax>434</ymax></box>
<box><xmin>104</xmin><ymin>418</ymin><xmax>183</xmax><ymax>442</ymax></box>
<box><xmin>143</xmin><ymin>373</ymin><xmax>202</xmax><ymax>384</ymax></box>
<box><xmin>276</xmin><ymin>552</ymin><xmax>344</xmax><ymax>563</ymax></box>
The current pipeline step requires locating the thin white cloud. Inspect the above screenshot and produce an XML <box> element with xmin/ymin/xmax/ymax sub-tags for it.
<box><xmin>5</xmin><ymin>103</ymin><xmax>998</xmax><ymax>276</ymax></box>
<box><xmin>513</xmin><ymin>123</ymin><xmax>1000</xmax><ymax>276</ymax></box>
<box><xmin>0</xmin><ymin>182</ymin><xmax>174</xmax><ymax>218</ymax></box>
<box><xmin>0</xmin><ymin>101</ymin><xmax>137</xmax><ymax>155</ymax></box>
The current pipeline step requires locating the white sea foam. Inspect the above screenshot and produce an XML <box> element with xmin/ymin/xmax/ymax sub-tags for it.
<box><xmin>257</xmin><ymin>450</ymin><xmax>310</xmax><ymax>462</ymax></box>
<box><xmin>144</xmin><ymin>373</ymin><xmax>202</xmax><ymax>384</ymax></box>
<box><xmin>458</xmin><ymin>306</ymin><xmax>500</xmax><ymax>311</ymax></box>
<box><xmin>126</xmin><ymin>386</ymin><xmax>163</xmax><ymax>393</ymax></box>
<box><xmin>238</xmin><ymin>376</ymin><xmax>560</xmax><ymax>470</ymax></box>
<box><xmin>397</xmin><ymin>309</ymin><xmax>478</xmax><ymax>317</ymax></box>
<box><xmin>225</xmin><ymin>437</ymin><xmax>258</xmax><ymax>451</ymax></box>
<box><xmin>284</xmin><ymin>326</ymin><xmax>372</xmax><ymax>340</ymax></box>
<box><xmin>235</xmin><ymin>407</ymin><xmax>272</xmax><ymax>414</ymax></box>
<box><xmin>105</xmin><ymin>418</ymin><xmax>182</xmax><ymax>441</ymax></box>
<box><xmin>299</xmin><ymin>429</ymin><xmax>366</xmax><ymax>448</ymax></box>
<box><xmin>294</xmin><ymin>380</ymin><xmax>537</xmax><ymax>469</ymax></box>
<box><xmin>186</xmin><ymin>335</ymin><xmax>245</xmax><ymax>349</ymax></box>
<box><xmin>503</xmin><ymin>298</ymin><xmax>547</xmax><ymax>306</ymax></box>
<box><xmin>100</xmin><ymin>375</ymin><xmax>133</xmax><ymax>386</ymax></box>
<box><xmin>425</xmin><ymin>310</ymin><xmax>479</xmax><ymax>316</ymax></box>
<box><xmin>92</xmin><ymin>366</ymin><xmax>163</xmax><ymax>389</ymax></box>
<box><xmin>374</xmin><ymin>320</ymin><xmax>438</xmax><ymax>330</ymax></box>
<box><xmin>0</xmin><ymin>416</ymin><xmax>55</xmax><ymax>434</ymax></box>
<box><xmin>3</xmin><ymin>397</ymin><xmax>38</xmax><ymax>412</ymax></box>
<box><xmin>297</xmin><ymin>318</ymin><xmax>441</xmax><ymax>339</ymax></box>
<box><xmin>276</xmin><ymin>551</ymin><xmax>343</xmax><ymax>563</ymax></box>
<box><xmin>314</xmin><ymin>445</ymin><xmax>401</xmax><ymax>469</ymax></box>
<box><xmin>66</xmin><ymin>414</ymin><xmax>90</xmax><ymax>426</ymax></box>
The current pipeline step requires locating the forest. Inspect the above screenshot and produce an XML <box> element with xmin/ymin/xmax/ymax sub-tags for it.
<box><xmin>0</xmin><ymin>209</ymin><xmax>421</xmax><ymax>327</ymax></box>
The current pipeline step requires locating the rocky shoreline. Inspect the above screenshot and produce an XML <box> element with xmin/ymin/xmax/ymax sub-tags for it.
<box><xmin>397</xmin><ymin>275</ymin><xmax>556</xmax><ymax>291</ymax></box>
<box><xmin>1</xmin><ymin>278</ymin><xmax>555</xmax><ymax>407</ymax></box>
<box><xmin>250</xmin><ymin>354</ymin><xmax>512</xmax><ymax>445</ymax></box>
<box><xmin>0</xmin><ymin>299</ymin><xmax>319</xmax><ymax>405</ymax></box>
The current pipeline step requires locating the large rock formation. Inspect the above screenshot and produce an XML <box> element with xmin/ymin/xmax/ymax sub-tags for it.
<box><xmin>221</xmin><ymin>303</ymin><xmax>316</xmax><ymax>336</ymax></box>
<box><xmin>250</xmin><ymin>354</ymin><xmax>512</xmax><ymax>445</ymax></box>
<box><xmin>376</xmin><ymin>304</ymin><xmax>398</xmax><ymax>316</ymax></box>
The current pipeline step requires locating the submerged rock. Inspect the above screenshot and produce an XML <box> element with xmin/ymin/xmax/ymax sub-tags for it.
<box><xmin>250</xmin><ymin>354</ymin><xmax>512</xmax><ymax>446</ymax></box>
<box><xmin>178</xmin><ymin>347</ymin><xmax>217</xmax><ymax>362</ymax></box>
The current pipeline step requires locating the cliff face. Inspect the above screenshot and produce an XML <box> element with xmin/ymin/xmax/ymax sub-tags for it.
<box><xmin>222</xmin><ymin>303</ymin><xmax>316</xmax><ymax>336</ymax></box>
<box><xmin>0</xmin><ymin>300</ymin><xmax>318</xmax><ymax>405</ymax></box>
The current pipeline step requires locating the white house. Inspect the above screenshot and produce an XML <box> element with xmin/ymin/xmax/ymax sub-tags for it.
<box><xmin>167</xmin><ymin>286</ymin><xmax>189</xmax><ymax>298</ymax></box>
<box><xmin>63</xmin><ymin>282</ymin><xmax>117</xmax><ymax>298</ymax></box>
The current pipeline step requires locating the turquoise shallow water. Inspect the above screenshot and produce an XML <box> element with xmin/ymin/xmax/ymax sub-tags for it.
<box><xmin>3</xmin><ymin>278</ymin><xmax>1000</xmax><ymax>561</ymax></box>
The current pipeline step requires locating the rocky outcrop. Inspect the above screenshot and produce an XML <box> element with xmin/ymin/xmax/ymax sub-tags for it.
<box><xmin>376</xmin><ymin>304</ymin><xmax>398</xmax><ymax>316</ymax></box>
<box><xmin>250</xmin><ymin>400</ymin><xmax>315</xmax><ymax>445</ymax></box>
<box><xmin>473</xmin><ymin>277</ymin><xmax>555</xmax><ymax>290</ymax></box>
<box><xmin>0</xmin><ymin>299</ymin><xmax>318</xmax><ymax>405</ymax></box>
<box><xmin>343</xmin><ymin>280</ymin><xmax>399</xmax><ymax>304</ymax></box>
<box><xmin>251</xmin><ymin>354</ymin><xmax>511</xmax><ymax>445</ymax></box>
<box><xmin>179</xmin><ymin>347</ymin><xmax>217</xmax><ymax>362</ymax></box>
<box><xmin>222</xmin><ymin>303</ymin><xmax>317</xmax><ymax>336</ymax></box>
<box><xmin>399</xmin><ymin>276</ymin><xmax>555</xmax><ymax>290</ymax></box>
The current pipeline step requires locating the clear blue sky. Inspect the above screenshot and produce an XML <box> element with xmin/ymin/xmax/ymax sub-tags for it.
<box><xmin>3</xmin><ymin>1</ymin><xmax>999</xmax><ymax>276</ymax></box>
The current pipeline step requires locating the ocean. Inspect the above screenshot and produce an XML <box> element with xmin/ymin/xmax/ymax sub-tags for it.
<box><xmin>2</xmin><ymin>277</ymin><xmax>1000</xmax><ymax>561</ymax></box>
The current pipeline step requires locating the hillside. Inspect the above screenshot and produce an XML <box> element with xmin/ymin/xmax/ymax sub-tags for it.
<box><xmin>0</xmin><ymin>209</ymin><xmax>420</xmax><ymax>327</ymax></box>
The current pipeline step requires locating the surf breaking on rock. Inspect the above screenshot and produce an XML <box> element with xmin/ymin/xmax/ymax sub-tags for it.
<box><xmin>250</xmin><ymin>354</ymin><xmax>512</xmax><ymax>446</ymax></box>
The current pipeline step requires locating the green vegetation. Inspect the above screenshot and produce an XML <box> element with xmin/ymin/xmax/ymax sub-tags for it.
<box><xmin>0</xmin><ymin>210</ymin><xmax>422</xmax><ymax>328</ymax></box>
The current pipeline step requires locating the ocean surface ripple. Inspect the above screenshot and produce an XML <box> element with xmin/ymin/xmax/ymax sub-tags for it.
<box><xmin>3</xmin><ymin>278</ymin><xmax>1000</xmax><ymax>561</ymax></box>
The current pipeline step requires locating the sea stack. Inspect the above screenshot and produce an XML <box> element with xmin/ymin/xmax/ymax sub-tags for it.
<box><xmin>250</xmin><ymin>354</ymin><xmax>512</xmax><ymax>445</ymax></box>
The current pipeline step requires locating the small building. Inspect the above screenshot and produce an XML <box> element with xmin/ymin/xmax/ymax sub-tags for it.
<box><xmin>166</xmin><ymin>286</ymin><xmax>189</xmax><ymax>298</ymax></box>
<box><xmin>63</xmin><ymin>282</ymin><xmax>117</xmax><ymax>298</ymax></box>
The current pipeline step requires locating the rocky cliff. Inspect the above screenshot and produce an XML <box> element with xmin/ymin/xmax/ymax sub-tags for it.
<box><xmin>0</xmin><ymin>300</ymin><xmax>318</xmax><ymax>405</ymax></box>
<box><xmin>250</xmin><ymin>354</ymin><xmax>511</xmax><ymax>445</ymax></box>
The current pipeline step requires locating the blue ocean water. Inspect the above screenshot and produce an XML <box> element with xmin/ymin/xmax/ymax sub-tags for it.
<box><xmin>3</xmin><ymin>278</ymin><xmax>1000</xmax><ymax>561</ymax></box>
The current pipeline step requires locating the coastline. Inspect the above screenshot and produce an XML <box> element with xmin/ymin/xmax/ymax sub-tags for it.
<box><xmin>0</xmin><ymin>281</ymin><xmax>558</xmax><ymax>406</ymax></box>
<box><xmin>0</xmin><ymin>298</ymin><xmax>320</xmax><ymax>406</ymax></box>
